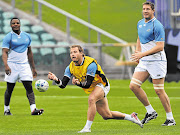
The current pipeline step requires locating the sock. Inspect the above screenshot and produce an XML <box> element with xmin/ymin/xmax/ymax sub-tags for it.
<box><xmin>84</xmin><ymin>120</ymin><xmax>93</xmax><ymax>129</ymax></box>
<box><xmin>4</xmin><ymin>105</ymin><xmax>10</xmax><ymax>112</ymax></box>
<box><xmin>166</xmin><ymin>112</ymin><xmax>174</xmax><ymax>120</ymax></box>
<box><xmin>124</xmin><ymin>114</ymin><xmax>133</xmax><ymax>121</ymax></box>
<box><xmin>145</xmin><ymin>104</ymin><xmax>155</xmax><ymax>114</ymax></box>
<box><xmin>30</xmin><ymin>104</ymin><xmax>36</xmax><ymax>112</ymax></box>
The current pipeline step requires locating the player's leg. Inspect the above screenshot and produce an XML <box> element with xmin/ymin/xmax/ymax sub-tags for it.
<box><xmin>130</xmin><ymin>65</ymin><xmax>157</xmax><ymax>124</ymax></box>
<box><xmin>4</xmin><ymin>82</ymin><xmax>16</xmax><ymax>115</ymax></box>
<box><xmin>22</xmin><ymin>81</ymin><xmax>44</xmax><ymax>115</ymax></box>
<box><xmin>78</xmin><ymin>85</ymin><xmax>105</xmax><ymax>133</ymax></box>
<box><xmin>96</xmin><ymin>97</ymin><xmax>143</xmax><ymax>128</ymax></box>
<box><xmin>129</xmin><ymin>71</ymin><xmax>150</xmax><ymax>106</ymax></box>
<box><xmin>20</xmin><ymin>63</ymin><xmax>43</xmax><ymax>115</ymax></box>
<box><xmin>152</xmin><ymin>78</ymin><xmax>176</xmax><ymax>126</ymax></box>
<box><xmin>4</xmin><ymin>62</ymin><xmax>18</xmax><ymax>115</ymax></box>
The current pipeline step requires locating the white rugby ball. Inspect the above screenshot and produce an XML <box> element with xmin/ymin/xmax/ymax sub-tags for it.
<box><xmin>35</xmin><ymin>79</ymin><xmax>49</xmax><ymax>92</ymax></box>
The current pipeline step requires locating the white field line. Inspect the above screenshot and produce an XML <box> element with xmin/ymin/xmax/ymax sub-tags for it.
<box><xmin>0</xmin><ymin>85</ymin><xmax>179</xmax><ymax>89</ymax></box>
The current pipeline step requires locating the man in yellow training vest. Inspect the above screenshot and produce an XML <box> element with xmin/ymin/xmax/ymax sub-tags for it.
<box><xmin>48</xmin><ymin>45</ymin><xmax>143</xmax><ymax>133</ymax></box>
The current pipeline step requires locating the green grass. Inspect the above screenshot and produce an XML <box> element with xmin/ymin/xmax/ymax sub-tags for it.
<box><xmin>3</xmin><ymin>0</ymin><xmax>145</xmax><ymax>59</ymax></box>
<box><xmin>0</xmin><ymin>80</ymin><xmax>179</xmax><ymax>135</ymax></box>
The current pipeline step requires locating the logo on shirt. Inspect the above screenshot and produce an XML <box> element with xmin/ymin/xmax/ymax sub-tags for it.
<box><xmin>12</xmin><ymin>39</ymin><xmax>17</xmax><ymax>42</ymax></box>
<box><xmin>161</xmin><ymin>38</ymin><xmax>164</xmax><ymax>40</ymax></box>
<box><xmin>147</xmin><ymin>29</ymin><xmax>151</xmax><ymax>32</ymax></box>
<box><xmin>139</xmin><ymin>25</ymin><xmax>142</xmax><ymax>28</ymax></box>
<box><xmin>26</xmin><ymin>38</ymin><xmax>29</xmax><ymax>42</ymax></box>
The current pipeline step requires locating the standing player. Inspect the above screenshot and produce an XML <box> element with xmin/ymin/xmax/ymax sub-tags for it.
<box><xmin>2</xmin><ymin>17</ymin><xmax>44</xmax><ymax>115</ymax></box>
<box><xmin>48</xmin><ymin>45</ymin><xmax>143</xmax><ymax>133</ymax></box>
<box><xmin>130</xmin><ymin>1</ymin><xmax>176</xmax><ymax>126</ymax></box>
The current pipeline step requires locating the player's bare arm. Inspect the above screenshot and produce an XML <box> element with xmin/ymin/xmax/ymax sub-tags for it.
<box><xmin>131</xmin><ymin>42</ymin><xmax>164</xmax><ymax>60</ymax></box>
<box><xmin>27</xmin><ymin>46</ymin><xmax>37</xmax><ymax>78</ymax></box>
<box><xmin>136</xmin><ymin>36</ymin><xmax>141</xmax><ymax>52</ymax></box>
<box><xmin>2</xmin><ymin>48</ymin><xmax>11</xmax><ymax>75</ymax></box>
<box><xmin>131</xmin><ymin>36</ymin><xmax>141</xmax><ymax>63</ymax></box>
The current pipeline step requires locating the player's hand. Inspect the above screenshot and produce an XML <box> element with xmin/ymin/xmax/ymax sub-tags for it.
<box><xmin>72</xmin><ymin>77</ymin><xmax>80</xmax><ymax>85</ymax></box>
<box><xmin>32</xmin><ymin>68</ymin><xmax>37</xmax><ymax>78</ymax></box>
<box><xmin>5</xmin><ymin>65</ymin><xmax>11</xmax><ymax>76</ymax></box>
<box><xmin>130</xmin><ymin>51</ymin><xmax>143</xmax><ymax>62</ymax></box>
<box><xmin>48</xmin><ymin>72</ymin><xmax>58</xmax><ymax>81</ymax></box>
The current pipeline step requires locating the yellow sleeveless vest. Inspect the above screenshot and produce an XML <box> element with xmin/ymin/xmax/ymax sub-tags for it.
<box><xmin>69</xmin><ymin>56</ymin><xmax>108</xmax><ymax>94</ymax></box>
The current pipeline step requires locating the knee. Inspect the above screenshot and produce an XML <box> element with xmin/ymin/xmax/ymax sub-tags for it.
<box><xmin>101</xmin><ymin>112</ymin><xmax>113</xmax><ymax>120</ymax></box>
<box><xmin>129</xmin><ymin>83</ymin><xmax>139</xmax><ymax>91</ymax></box>
<box><xmin>102</xmin><ymin>114</ymin><xmax>112</xmax><ymax>120</ymax></box>
<box><xmin>88</xmin><ymin>97</ymin><xmax>96</xmax><ymax>105</ymax></box>
<box><xmin>155</xmin><ymin>89</ymin><xmax>164</xmax><ymax>96</ymax></box>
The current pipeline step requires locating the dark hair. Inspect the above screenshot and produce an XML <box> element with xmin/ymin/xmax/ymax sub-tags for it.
<box><xmin>10</xmin><ymin>17</ymin><xmax>20</xmax><ymax>24</ymax></box>
<box><xmin>70</xmin><ymin>45</ymin><xmax>85</xmax><ymax>56</ymax></box>
<box><xmin>143</xmin><ymin>1</ymin><xmax>155</xmax><ymax>10</ymax></box>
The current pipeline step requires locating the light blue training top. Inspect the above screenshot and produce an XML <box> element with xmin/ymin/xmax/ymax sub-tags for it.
<box><xmin>137</xmin><ymin>17</ymin><xmax>166</xmax><ymax>61</ymax></box>
<box><xmin>2</xmin><ymin>31</ymin><xmax>31</xmax><ymax>63</ymax></box>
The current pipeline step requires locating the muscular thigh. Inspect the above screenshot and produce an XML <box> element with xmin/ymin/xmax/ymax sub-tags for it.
<box><xmin>89</xmin><ymin>85</ymin><xmax>105</xmax><ymax>102</ymax></box>
<box><xmin>96</xmin><ymin>98</ymin><xmax>111</xmax><ymax>116</ymax></box>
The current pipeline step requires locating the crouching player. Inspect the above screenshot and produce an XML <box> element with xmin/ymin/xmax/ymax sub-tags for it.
<box><xmin>48</xmin><ymin>45</ymin><xmax>143</xmax><ymax>133</ymax></box>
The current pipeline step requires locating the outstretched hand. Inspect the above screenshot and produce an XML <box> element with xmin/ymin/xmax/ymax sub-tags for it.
<box><xmin>48</xmin><ymin>72</ymin><xmax>58</xmax><ymax>81</ymax></box>
<box><xmin>72</xmin><ymin>77</ymin><xmax>80</xmax><ymax>85</ymax></box>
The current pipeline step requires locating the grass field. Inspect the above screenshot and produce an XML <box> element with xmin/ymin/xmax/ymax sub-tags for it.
<box><xmin>0</xmin><ymin>80</ymin><xmax>179</xmax><ymax>135</ymax></box>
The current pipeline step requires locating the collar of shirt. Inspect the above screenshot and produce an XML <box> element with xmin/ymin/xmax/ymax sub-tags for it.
<box><xmin>144</xmin><ymin>17</ymin><xmax>156</xmax><ymax>24</ymax></box>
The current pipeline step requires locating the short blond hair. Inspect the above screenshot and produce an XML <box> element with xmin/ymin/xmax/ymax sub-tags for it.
<box><xmin>70</xmin><ymin>45</ymin><xmax>85</xmax><ymax>56</ymax></box>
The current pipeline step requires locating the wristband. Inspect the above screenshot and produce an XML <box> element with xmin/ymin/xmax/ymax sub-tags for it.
<box><xmin>55</xmin><ymin>79</ymin><xmax>62</xmax><ymax>86</ymax></box>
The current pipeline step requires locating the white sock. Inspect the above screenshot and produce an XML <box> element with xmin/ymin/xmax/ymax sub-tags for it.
<box><xmin>166</xmin><ymin>112</ymin><xmax>174</xmax><ymax>120</ymax></box>
<box><xmin>124</xmin><ymin>114</ymin><xmax>133</xmax><ymax>121</ymax></box>
<box><xmin>84</xmin><ymin>120</ymin><xmax>93</xmax><ymax>129</ymax></box>
<box><xmin>145</xmin><ymin>104</ymin><xmax>155</xmax><ymax>114</ymax></box>
<box><xmin>4</xmin><ymin>105</ymin><xmax>10</xmax><ymax>112</ymax></box>
<box><xmin>30</xmin><ymin>104</ymin><xmax>36</xmax><ymax>112</ymax></box>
